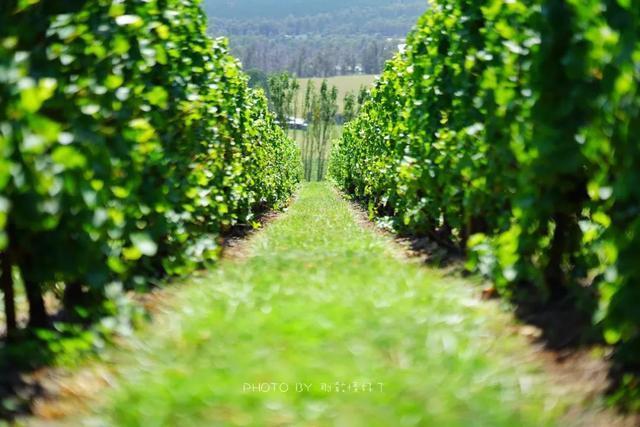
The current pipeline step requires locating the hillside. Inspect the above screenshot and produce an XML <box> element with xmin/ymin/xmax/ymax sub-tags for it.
<box><xmin>201</xmin><ymin>0</ymin><xmax>427</xmax><ymax>76</ymax></box>
<box><xmin>201</xmin><ymin>0</ymin><xmax>422</xmax><ymax>21</ymax></box>
<box><xmin>203</xmin><ymin>0</ymin><xmax>425</xmax><ymax>36</ymax></box>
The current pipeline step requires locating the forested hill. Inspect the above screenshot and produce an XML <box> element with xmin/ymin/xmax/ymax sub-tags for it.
<box><xmin>201</xmin><ymin>0</ymin><xmax>427</xmax><ymax>76</ymax></box>
<box><xmin>202</xmin><ymin>0</ymin><xmax>424</xmax><ymax>35</ymax></box>
<box><xmin>202</xmin><ymin>0</ymin><xmax>411</xmax><ymax>18</ymax></box>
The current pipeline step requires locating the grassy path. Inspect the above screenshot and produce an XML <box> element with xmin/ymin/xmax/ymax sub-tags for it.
<box><xmin>71</xmin><ymin>183</ymin><xmax>572</xmax><ymax>426</ymax></box>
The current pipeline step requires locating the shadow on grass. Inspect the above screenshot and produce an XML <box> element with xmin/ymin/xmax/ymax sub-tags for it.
<box><xmin>510</xmin><ymin>284</ymin><xmax>601</xmax><ymax>351</ymax></box>
<box><xmin>0</xmin><ymin>333</ymin><xmax>57</xmax><ymax>421</ymax></box>
<box><xmin>396</xmin><ymin>228</ymin><xmax>640</xmax><ymax>417</ymax></box>
<box><xmin>402</xmin><ymin>230</ymin><xmax>605</xmax><ymax>352</ymax></box>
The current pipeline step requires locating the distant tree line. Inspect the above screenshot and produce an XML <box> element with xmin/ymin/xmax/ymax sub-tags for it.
<box><xmin>204</xmin><ymin>0</ymin><xmax>425</xmax><ymax>77</ymax></box>
<box><xmin>208</xmin><ymin>3</ymin><xmax>424</xmax><ymax>37</ymax></box>
<box><xmin>234</xmin><ymin>36</ymin><xmax>396</xmax><ymax>77</ymax></box>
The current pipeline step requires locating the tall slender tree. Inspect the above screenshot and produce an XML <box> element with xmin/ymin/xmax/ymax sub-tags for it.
<box><xmin>287</xmin><ymin>79</ymin><xmax>301</xmax><ymax>138</ymax></box>
<box><xmin>316</xmin><ymin>81</ymin><xmax>339</xmax><ymax>181</ymax></box>
<box><xmin>302</xmin><ymin>81</ymin><xmax>315</xmax><ymax>181</ymax></box>
<box><xmin>343</xmin><ymin>92</ymin><xmax>357</xmax><ymax>124</ymax></box>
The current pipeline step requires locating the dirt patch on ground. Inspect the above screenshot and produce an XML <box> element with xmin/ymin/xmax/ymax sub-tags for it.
<box><xmin>221</xmin><ymin>210</ymin><xmax>284</xmax><ymax>262</ymax></box>
<box><xmin>221</xmin><ymin>194</ymin><xmax>296</xmax><ymax>262</ymax></box>
<box><xmin>27</xmin><ymin>365</ymin><xmax>115</xmax><ymax>424</ymax></box>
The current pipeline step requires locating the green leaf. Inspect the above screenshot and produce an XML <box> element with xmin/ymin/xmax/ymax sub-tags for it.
<box><xmin>147</xmin><ymin>86</ymin><xmax>168</xmax><ymax>108</ymax></box>
<box><xmin>115</xmin><ymin>15</ymin><xmax>143</xmax><ymax>27</ymax></box>
<box><xmin>19</xmin><ymin>78</ymin><xmax>57</xmax><ymax>113</ymax></box>
<box><xmin>131</xmin><ymin>233</ymin><xmax>158</xmax><ymax>257</ymax></box>
<box><xmin>604</xmin><ymin>328</ymin><xmax>622</xmax><ymax>345</ymax></box>
<box><xmin>52</xmin><ymin>146</ymin><xmax>86</xmax><ymax>169</ymax></box>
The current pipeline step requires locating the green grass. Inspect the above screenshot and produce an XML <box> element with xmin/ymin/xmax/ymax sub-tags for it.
<box><xmin>296</xmin><ymin>74</ymin><xmax>378</xmax><ymax>112</ymax></box>
<box><xmin>80</xmin><ymin>183</ymin><xmax>570</xmax><ymax>426</ymax></box>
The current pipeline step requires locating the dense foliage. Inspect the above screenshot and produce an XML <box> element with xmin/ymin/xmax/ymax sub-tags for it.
<box><xmin>331</xmin><ymin>0</ymin><xmax>640</xmax><ymax>405</ymax></box>
<box><xmin>0</xmin><ymin>0</ymin><xmax>301</xmax><ymax>334</ymax></box>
